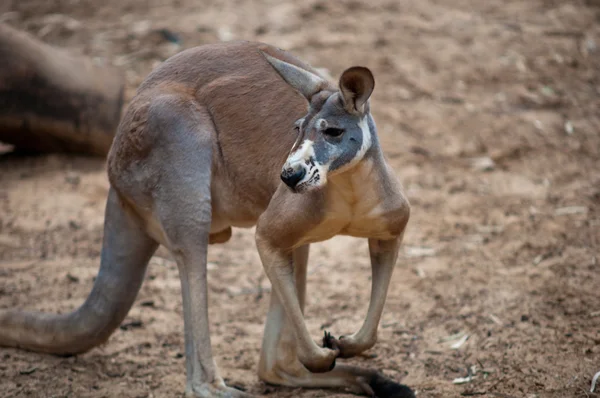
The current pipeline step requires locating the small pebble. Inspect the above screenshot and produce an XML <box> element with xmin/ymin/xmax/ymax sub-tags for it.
<box><xmin>470</xmin><ymin>156</ymin><xmax>495</xmax><ymax>172</ymax></box>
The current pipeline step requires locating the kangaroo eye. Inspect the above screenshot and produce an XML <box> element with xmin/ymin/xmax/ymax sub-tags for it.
<box><xmin>323</xmin><ymin>127</ymin><xmax>344</xmax><ymax>137</ymax></box>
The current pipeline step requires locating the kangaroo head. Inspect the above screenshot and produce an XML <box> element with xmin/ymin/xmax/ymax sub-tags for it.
<box><xmin>263</xmin><ymin>53</ymin><xmax>376</xmax><ymax>193</ymax></box>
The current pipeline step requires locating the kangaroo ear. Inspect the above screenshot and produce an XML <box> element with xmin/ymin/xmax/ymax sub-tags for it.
<box><xmin>339</xmin><ymin>66</ymin><xmax>374</xmax><ymax>114</ymax></box>
<box><xmin>262</xmin><ymin>52</ymin><xmax>327</xmax><ymax>100</ymax></box>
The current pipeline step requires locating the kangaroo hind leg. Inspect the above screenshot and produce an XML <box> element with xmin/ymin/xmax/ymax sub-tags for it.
<box><xmin>142</xmin><ymin>94</ymin><xmax>251</xmax><ymax>398</ymax></box>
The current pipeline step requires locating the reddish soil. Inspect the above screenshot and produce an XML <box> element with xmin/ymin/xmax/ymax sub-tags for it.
<box><xmin>1</xmin><ymin>0</ymin><xmax>599</xmax><ymax>397</ymax></box>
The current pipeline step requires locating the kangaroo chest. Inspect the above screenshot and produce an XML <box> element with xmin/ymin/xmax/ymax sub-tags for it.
<box><xmin>294</xmin><ymin>163</ymin><xmax>399</xmax><ymax>246</ymax></box>
<box><xmin>296</xmin><ymin>201</ymin><xmax>394</xmax><ymax>247</ymax></box>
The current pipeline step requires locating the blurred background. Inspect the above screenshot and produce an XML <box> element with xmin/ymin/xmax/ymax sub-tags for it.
<box><xmin>0</xmin><ymin>0</ymin><xmax>599</xmax><ymax>397</ymax></box>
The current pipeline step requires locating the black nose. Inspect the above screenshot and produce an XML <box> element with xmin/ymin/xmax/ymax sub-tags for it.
<box><xmin>281</xmin><ymin>168</ymin><xmax>306</xmax><ymax>188</ymax></box>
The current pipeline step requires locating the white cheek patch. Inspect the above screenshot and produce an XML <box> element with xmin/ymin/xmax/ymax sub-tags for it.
<box><xmin>356</xmin><ymin>117</ymin><xmax>372</xmax><ymax>160</ymax></box>
<box><xmin>288</xmin><ymin>139</ymin><xmax>315</xmax><ymax>163</ymax></box>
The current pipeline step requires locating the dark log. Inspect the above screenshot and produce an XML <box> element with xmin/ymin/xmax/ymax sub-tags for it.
<box><xmin>0</xmin><ymin>23</ymin><xmax>125</xmax><ymax>156</ymax></box>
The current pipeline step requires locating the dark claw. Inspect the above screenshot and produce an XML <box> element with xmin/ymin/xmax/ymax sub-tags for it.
<box><xmin>322</xmin><ymin>331</ymin><xmax>338</xmax><ymax>370</ymax></box>
<box><xmin>322</xmin><ymin>330</ymin><xmax>336</xmax><ymax>349</ymax></box>
<box><xmin>329</xmin><ymin>357</ymin><xmax>336</xmax><ymax>371</ymax></box>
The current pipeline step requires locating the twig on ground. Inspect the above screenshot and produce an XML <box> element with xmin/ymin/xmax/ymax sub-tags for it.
<box><xmin>119</xmin><ymin>320</ymin><xmax>143</xmax><ymax>331</ymax></box>
<box><xmin>543</xmin><ymin>30</ymin><xmax>584</xmax><ymax>38</ymax></box>
<box><xmin>488</xmin><ymin>314</ymin><xmax>503</xmax><ymax>325</ymax></box>
<box><xmin>554</xmin><ymin>206</ymin><xmax>588</xmax><ymax>216</ymax></box>
<box><xmin>451</xmin><ymin>334</ymin><xmax>470</xmax><ymax>349</ymax></box>
<box><xmin>382</xmin><ymin>320</ymin><xmax>399</xmax><ymax>328</ymax></box>
<box><xmin>579</xmin><ymin>386</ymin><xmax>591</xmax><ymax>398</ymax></box>
<box><xmin>19</xmin><ymin>367</ymin><xmax>38</xmax><ymax>375</ymax></box>
<box><xmin>227</xmin><ymin>286</ymin><xmax>271</xmax><ymax>297</ymax></box>
<box><xmin>454</xmin><ymin>365</ymin><xmax>477</xmax><ymax>385</ymax></box>
<box><xmin>461</xmin><ymin>391</ymin><xmax>486</xmax><ymax>396</ymax></box>
<box><xmin>453</xmin><ymin>375</ymin><xmax>475</xmax><ymax>384</ymax></box>
<box><xmin>591</xmin><ymin>370</ymin><xmax>600</xmax><ymax>393</ymax></box>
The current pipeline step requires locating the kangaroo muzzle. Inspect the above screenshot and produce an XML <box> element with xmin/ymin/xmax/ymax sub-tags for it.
<box><xmin>281</xmin><ymin>166</ymin><xmax>306</xmax><ymax>189</ymax></box>
<box><xmin>281</xmin><ymin>139</ymin><xmax>328</xmax><ymax>193</ymax></box>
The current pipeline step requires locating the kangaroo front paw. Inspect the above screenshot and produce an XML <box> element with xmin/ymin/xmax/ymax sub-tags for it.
<box><xmin>322</xmin><ymin>331</ymin><xmax>376</xmax><ymax>359</ymax></box>
<box><xmin>322</xmin><ymin>330</ymin><xmax>338</xmax><ymax>350</ymax></box>
<box><xmin>298</xmin><ymin>342</ymin><xmax>339</xmax><ymax>373</ymax></box>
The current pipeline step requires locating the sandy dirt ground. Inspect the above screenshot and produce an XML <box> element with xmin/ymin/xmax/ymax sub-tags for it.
<box><xmin>1</xmin><ymin>0</ymin><xmax>599</xmax><ymax>397</ymax></box>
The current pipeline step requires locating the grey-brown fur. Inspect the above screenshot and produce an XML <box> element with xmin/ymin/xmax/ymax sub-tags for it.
<box><xmin>0</xmin><ymin>41</ymin><xmax>412</xmax><ymax>398</ymax></box>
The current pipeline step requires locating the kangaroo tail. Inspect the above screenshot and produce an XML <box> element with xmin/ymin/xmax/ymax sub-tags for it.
<box><xmin>0</xmin><ymin>188</ymin><xmax>157</xmax><ymax>355</ymax></box>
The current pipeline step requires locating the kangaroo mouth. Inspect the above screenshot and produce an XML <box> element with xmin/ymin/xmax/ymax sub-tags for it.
<box><xmin>289</xmin><ymin>164</ymin><xmax>325</xmax><ymax>193</ymax></box>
